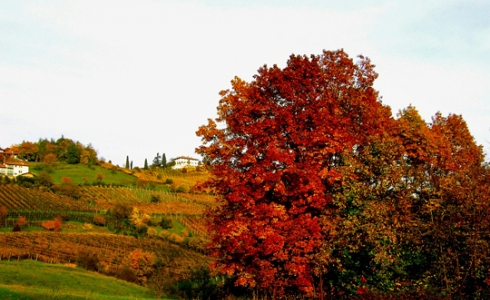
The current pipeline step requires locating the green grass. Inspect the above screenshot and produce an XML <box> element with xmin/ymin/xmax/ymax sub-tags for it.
<box><xmin>0</xmin><ymin>260</ymin><xmax>170</xmax><ymax>299</ymax></box>
<box><xmin>30</xmin><ymin>163</ymin><xmax>137</xmax><ymax>186</ymax></box>
<box><xmin>0</xmin><ymin>222</ymin><xmax>113</xmax><ymax>234</ymax></box>
<box><xmin>170</xmin><ymin>219</ymin><xmax>186</xmax><ymax>235</ymax></box>
<box><xmin>61</xmin><ymin>221</ymin><xmax>113</xmax><ymax>233</ymax></box>
<box><xmin>0</xmin><ymin>226</ymin><xmax>44</xmax><ymax>233</ymax></box>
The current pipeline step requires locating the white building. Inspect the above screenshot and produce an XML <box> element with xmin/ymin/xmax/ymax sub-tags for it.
<box><xmin>0</xmin><ymin>160</ymin><xmax>29</xmax><ymax>177</ymax></box>
<box><xmin>171</xmin><ymin>156</ymin><xmax>200</xmax><ymax>169</ymax></box>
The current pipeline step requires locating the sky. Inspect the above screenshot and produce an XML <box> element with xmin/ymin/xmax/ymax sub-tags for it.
<box><xmin>1</xmin><ymin>0</ymin><xmax>489</xmax><ymax>167</ymax></box>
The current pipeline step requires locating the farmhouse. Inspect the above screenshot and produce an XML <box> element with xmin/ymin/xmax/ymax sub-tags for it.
<box><xmin>171</xmin><ymin>156</ymin><xmax>200</xmax><ymax>169</ymax></box>
<box><xmin>0</xmin><ymin>160</ymin><xmax>29</xmax><ymax>177</ymax></box>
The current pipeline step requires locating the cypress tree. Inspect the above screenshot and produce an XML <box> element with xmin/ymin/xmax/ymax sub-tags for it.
<box><xmin>162</xmin><ymin>153</ymin><xmax>167</xmax><ymax>168</ymax></box>
<box><xmin>144</xmin><ymin>159</ymin><xmax>148</xmax><ymax>170</ymax></box>
<box><xmin>125</xmin><ymin>156</ymin><xmax>129</xmax><ymax>169</ymax></box>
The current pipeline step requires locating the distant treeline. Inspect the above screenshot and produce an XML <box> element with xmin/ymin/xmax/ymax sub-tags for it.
<box><xmin>4</xmin><ymin>136</ymin><xmax>98</xmax><ymax>165</ymax></box>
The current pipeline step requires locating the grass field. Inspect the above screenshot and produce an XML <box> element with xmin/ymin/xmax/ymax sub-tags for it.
<box><xmin>0</xmin><ymin>260</ymin><xmax>167</xmax><ymax>299</ymax></box>
<box><xmin>29</xmin><ymin>163</ymin><xmax>137</xmax><ymax>186</ymax></box>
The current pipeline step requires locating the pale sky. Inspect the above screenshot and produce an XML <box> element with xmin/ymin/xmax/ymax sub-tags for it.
<box><xmin>1</xmin><ymin>0</ymin><xmax>489</xmax><ymax>166</ymax></box>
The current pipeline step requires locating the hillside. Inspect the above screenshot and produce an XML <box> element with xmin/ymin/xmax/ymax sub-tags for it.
<box><xmin>0</xmin><ymin>260</ymin><xmax>161</xmax><ymax>299</ymax></box>
<box><xmin>0</xmin><ymin>163</ymin><xmax>217</xmax><ymax>299</ymax></box>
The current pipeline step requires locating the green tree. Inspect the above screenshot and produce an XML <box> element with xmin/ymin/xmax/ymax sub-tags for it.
<box><xmin>37</xmin><ymin>171</ymin><xmax>54</xmax><ymax>187</ymax></box>
<box><xmin>152</xmin><ymin>153</ymin><xmax>161</xmax><ymax>167</ymax></box>
<box><xmin>144</xmin><ymin>159</ymin><xmax>149</xmax><ymax>170</ymax></box>
<box><xmin>161</xmin><ymin>153</ymin><xmax>167</xmax><ymax>168</ymax></box>
<box><xmin>126</xmin><ymin>156</ymin><xmax>130</xmax><ymax>169</ymax></box>
<box><xmin>66</xmin><ymin>142</ymin><xmax>81</xmax><ymax>164</ymax></box>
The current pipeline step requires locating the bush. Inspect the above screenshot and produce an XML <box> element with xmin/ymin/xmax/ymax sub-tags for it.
<box><xmin>168</xmin><ymin>233</ymin><xmax>186</xmax><ymax>244</ymax></box>
<box><xmin>173</xmin><ymin>266</ymin><xmax>220</xmax><ymax>300</ymax></box>
<box><xmin>176</xmin><ymin>185</ymin><xmax>188</xmax><ymax>193</ymax></box>
<box><xmin>165</xmin><ymin>178</ymin><xmax>173</xmax><ymax>184</ymax></box>
<box><xmin>147</xmin><ymin>227</ymin><xmax>158</xmax><ymax>237</ymax></box>
<box><xmin>16</xmin><ymin>215</ymin><xmax>28</xmax><ymax>228</ymax></box>
<box><xmin>41</xmin><ymin>217</ymin><xmax>62</xmax><ymax>232</ymax></box>
<box><xmin>16</xmin><ymin>176</ymin><xmax>35</xmax><ymax>188</ymax></box>
<box><xmin>150</xmin><ymin>194</ymin><xmax>161</xmax><ymax>203</ymax></box>
<box><xmin>159</xmin><ymin>217</ymin><xmax>173</xmax><ymax>229</ymax></box>
<box><xmin>77</xmin><ymin>251</ymin><xmax>100</xmax><ymax>272</ymax></box>
<box><xmin>37</xmin><ymin>171</ymin><xmax>54</xmax><ymax>187</ymax></box>
<box><xmin>93</xmin><ymin>215</ymin><xmax>106</xmax><ymax>226</ymax></box>
<box><xmin>118</xmin><ymin>266</ymin><xmax>139</xmax><ymax>284</ymax></box>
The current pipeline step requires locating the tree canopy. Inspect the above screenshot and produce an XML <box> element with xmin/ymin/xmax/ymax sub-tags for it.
<box><xmin>196</xmin><ymin>50</ymin><xmax>490</xmax><ymax>298</ymax></box>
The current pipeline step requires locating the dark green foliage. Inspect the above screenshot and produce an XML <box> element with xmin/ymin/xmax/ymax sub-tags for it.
<box><xmin>66</xmin><ymin>143</ymin><xmax>81</xmax><ymax>164</ymax></box>
<box><xmin>125</xmin><ymin>155</ymin><xmax>129</xmax><ymax>169</ymax></box>
<box><xmin>144</xmin><ymin>159</ymin><xmax>148</xmax><ymax>170</ymax></box>
<box><xmin>161</xmin><ymin>153</ymin><xmax>167</xmax><ymax>168</ymax></box>
<box><xmin>159</xmin><ymin>218</ymin><xmax>173</xmax><ymax>229</ymax></box>
<box><xmin>152</xmin><ymin>153</ymin><xmax>161</xmax><ymax>167</ymax></box>
<box><xmin>1</xmin><ymin>176</ymin><xmax>11</xmax><ymax>184</ymax></box>
<box><xmin>16</xmin><ymin>176</ymin><xmax>35</xmax><ymax>188</ymax></box>
<box><xmin>150</xmin><ymin>194</ymin><xmax>161</xmax><ymax>203</ymax></box>
<box><xmin>173</xmin><ymin>266</ymin><xmax>220</xmax><ymax>300</ymax></box>
<box><xmin>176</xmin><ymin>185</ymin><xmax>187</xmax><ymax>193</ymax></box>
<box><xmin>164</xmin><ymin>178</ymin><xmax>173</xmax><ymax>184</ymax></box>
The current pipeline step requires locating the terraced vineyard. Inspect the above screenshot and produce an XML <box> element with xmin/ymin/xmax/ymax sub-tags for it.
<box><xmin>0</xmin><ymin>167</ymin><xmax>216</xmax><ymax>297</ymax></box>
<box><xmin>0</xmin><ymin>232</ymin><xmax>210</xmax><ymax>275</ymax></box>
<box><xmin>84</xmin><ymin>186</ymin><xmax>215</xmax><ymax>215</ymax></box>
<box><xmin>0</xmin><ymin>185</ymin><xmax>95</xmax><ymax>212</ymax></box>
<box><xmin>0</xmin><ymin>185</ymin><xmax>217</xmax><ymax>217</ymax></box>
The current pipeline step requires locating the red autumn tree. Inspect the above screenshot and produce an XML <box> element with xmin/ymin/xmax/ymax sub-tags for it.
<box><xmin>196</xmin><ymin>50</ymin><xmax>393</xmax><ymax>296</ymax></box>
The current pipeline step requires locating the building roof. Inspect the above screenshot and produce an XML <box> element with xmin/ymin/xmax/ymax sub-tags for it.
<box><xmin>173</xmin><ymin>156</ymin><xmax>199</xmax><ymax>161</ymax></box>
<box><xmin>4</xmin><ymin>160</ymin><xmax>28</xmax><ymax>166</ymax></box>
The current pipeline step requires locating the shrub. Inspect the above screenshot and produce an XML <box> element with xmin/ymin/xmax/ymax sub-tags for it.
<box><xmin>77</xmin><ymin>251</ymin><xmax>100</xmax><ymax>272</ymax></box>
<box><xmin>118</xmin><ymin>266</ymin><xmax>139</xmax><ymax>283</ymax></box>
<box><xmin>168</xmin><ymin>233</ymin><xmax>186</xmax><ymax>244</ymax></box>
<box><xmin>150</xmin><ymin>194</ymin><xmax>161</xmax><ymax>203</ymax></box>
<box><xmin>147</xmin><ymin>227</ymin><xmax>157</xmax><ymax>237</ymax></box>
<box><xmin>16</xmin><ymin>215</ymin><xmax>28</xmax><ymax>228</ymax></box>
<box><xmin>130</xmin><ymin>207</ymin><xmax>151</xmax><ymax>228</ymax></box>
<box><xmin>122</xmin><ymin>249</ymin><xmax>156</xmax><ymax>286</ymax></box>
<box><xmin>173</xmin><ymin>266</ymin><xmax>220</xmax><ymax>300</ymax></box>
<box><xmin>181</xmin><ymin>229</ymin><xmax>190</xmax><ymax>237</ymax></box>
<box><xmin>93</xmin><ymin>215</ymin><xmax>106</xmax><ymax>226</ymax></box>
<box><xmin>159</xmin><ymin>230</ymin><xmax>170</xmax><ymax>239</ymax></box>
<box><xmin>165</xmin><ymin>178</ymin><xmax>173</xmax><ymax>184</ymax></box>
<box><xmin>37</xmin><ymin>171</ymin><xmax>54</xmax><ymax>187</ymax></box>
<box><xmin>57</xmin><ymin>177</ymin><xmax>81</xmax><ymax>199</ymax></box>
<box><xmin>176</xmin><ymin>185</ymin><xmax>188</xmax><ymax>193</ymax></box>
<box><xmin>41</xmin><ymin>217</ymin><xmax>62</xmax><ymax>232</ymax></box>
<box><xmin>159</xmin><ymin>217</ymin><xmax>173</xmax><ymax>229</ymax></box>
